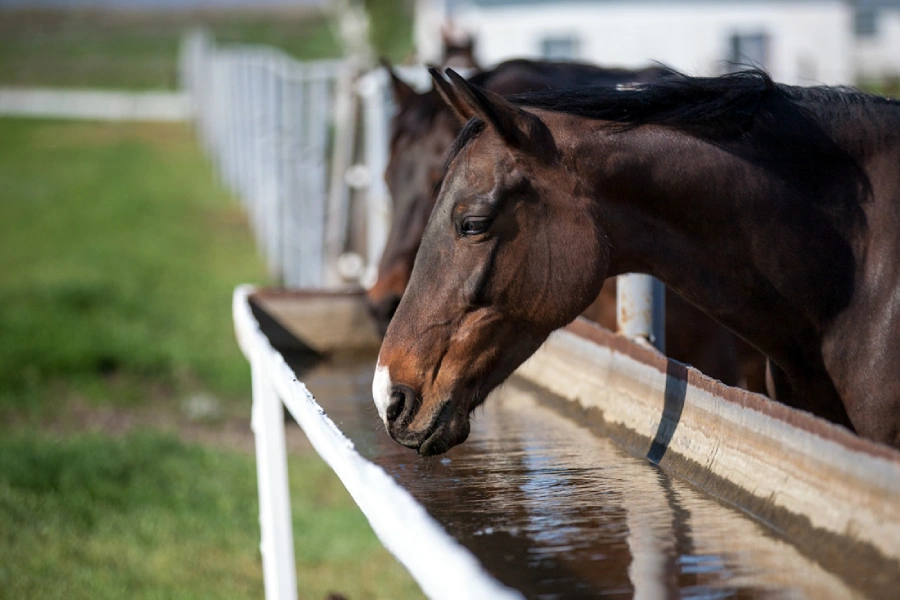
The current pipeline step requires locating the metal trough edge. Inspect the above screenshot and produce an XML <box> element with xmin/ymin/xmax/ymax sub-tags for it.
<box><xmin>516</xmin><ymin>317</ymin><xmax>900</xmax><ymax>589</ymax></box>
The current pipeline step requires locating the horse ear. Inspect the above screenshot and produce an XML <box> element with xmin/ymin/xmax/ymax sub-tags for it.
<box><xmin>381</xmin><ymin>59</ymin><xmax>417</xmax><ymax>107</ymax></box>
<box><xmin>443</xmin><ymin>68</ymin><xmax>558</xmax><ymax>161</ymax></box>
<box><xmin>428</xmin><ymin>66</ymin><xmax>477</xmax><ymax>124</ymax></box>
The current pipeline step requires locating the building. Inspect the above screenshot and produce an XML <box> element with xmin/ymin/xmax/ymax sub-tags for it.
<box><xmin>416</xmin><ymin>0</ymin><xmax>900</xmax><ymax>86</ymax></box>
<box><xmin>855</xmin><ymin>0</ymin><xmax>900</xmax><ymax>83</ymax></box>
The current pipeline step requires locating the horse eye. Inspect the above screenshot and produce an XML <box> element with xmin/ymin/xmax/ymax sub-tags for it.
<box><xmin>460</xmin><ymin>217</ymin><xmax>491</xmax><ymax>236</ymax></box>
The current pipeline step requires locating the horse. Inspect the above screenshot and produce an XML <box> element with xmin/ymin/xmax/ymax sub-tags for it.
<box><xmin>373</xmin><ymin>68</ymin><xmax>900</xmax><ymax>455</ymax></box>
<box><xmin>368</xmin><ymin>62</ymin><xmax>767</xmax><ymax>391</ymax></box>
<box><xmin>439</xmin><ymin>25</ymin><xmax>480</xmax><ymax>70</ymax></box>
<box><xmin>369</xmin><ymin>59</ymin><xmax>670</xmax><ymax>330</ymax></box>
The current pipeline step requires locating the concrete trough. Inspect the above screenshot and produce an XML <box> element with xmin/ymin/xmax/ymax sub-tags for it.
<box><xmin>242</xmin><ymin>287</ymin><xmax>900</xmax><ymax>596</ymax></box>
<box><xmin>517</xmin><ymin>320</ymin><xmax>900</xmax><ymax>592</ymax></box>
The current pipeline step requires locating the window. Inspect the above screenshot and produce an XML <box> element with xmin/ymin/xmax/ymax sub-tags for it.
<box><xmin>729</xmin><ymin>32</ymin><xmax>769</xmax><ymax>70</ymax></box>
<box><xmin>541</xmin><ymin>36</ymin><xmax>579</xmax><ymax>61</ymax></box>
<box><xmin>855</xmin><ymin>9</ymin><xmax>880</xmax><ymax>37</ymax></box>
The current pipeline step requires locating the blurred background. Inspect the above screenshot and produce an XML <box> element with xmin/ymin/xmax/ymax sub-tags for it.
<box><xmin>0</xmin><ymin>1</ymin><xmax>421</xmax><ymax>599</ymax></box>
<box><xmin>0</xmin><ymin>0</ymin><xmax>897</xmax><ymax>599</ymax></box>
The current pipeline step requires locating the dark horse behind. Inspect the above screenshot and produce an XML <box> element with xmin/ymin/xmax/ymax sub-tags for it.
<box><xmin>374</xmin><ymin>68</ymin><xmax>900</xmax><ymax>455</ymax></box>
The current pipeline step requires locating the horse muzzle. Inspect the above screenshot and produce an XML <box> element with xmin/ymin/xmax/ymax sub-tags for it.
<box><xmin>372</xmin><ymin>366</ymin><xmax>470</xmax><ymax>455</ymax></box>
<box><xmin>390</xmin><ymin>399</ymin><xmax>471</xmax><ymax>456</ymax></box>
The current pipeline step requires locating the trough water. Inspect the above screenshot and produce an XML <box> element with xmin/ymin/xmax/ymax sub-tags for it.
<box><xmin>290</xmin><ymin>355</ymin><xmax>870</xmax><ymax>599</ymax></box>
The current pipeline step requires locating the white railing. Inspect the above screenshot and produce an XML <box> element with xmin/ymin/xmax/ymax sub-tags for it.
<box><xmin>182</xmin><ymin>31</ymin><xmax>347</xmax><ymax>287</ymax></box>
<box><xmin>179</xmin><ymin>30</ymin><xmax>459</xmax><ymax>292</ymax></box>
<box><xmin>0</xmin><ymin>88</ymin><xmax>190</xmax><ymax>121</ymax></box>
<box><xmin>233</xmin><ymin>286</ymin><xmax>522</xmax><ymax>600</ymax></box>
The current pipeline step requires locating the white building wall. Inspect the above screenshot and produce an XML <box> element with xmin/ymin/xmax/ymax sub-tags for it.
<box><xmin>438</xmin><ymin>1</ymin><xmax>854</xmax><ymax>85</ymax></box>
<box><xmin>855</xmin><ymin>9</ymin><xmax>900</xmax><ymax>80</ymax></box>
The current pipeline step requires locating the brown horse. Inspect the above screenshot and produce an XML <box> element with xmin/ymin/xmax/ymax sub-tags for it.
<box><xmin>439</xmin><ymin>25</ymin><xmax>480</xmax><ymax>70</ymax></box>
<box><xmin>374</xmin><ymin>68</ymin><xmax>900</xmax><ymax>455</ymax></box>
<box><xmin>369</xmin><ymin>62</ymin><xmax>766</xmax><ymax>390</ymax></box>
<box><xmin>369</xmin><ymin>60</ymin><xmax>670</xmax><ymax>330</ymax></box>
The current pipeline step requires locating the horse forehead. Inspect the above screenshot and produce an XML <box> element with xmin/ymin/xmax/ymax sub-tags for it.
<box><xmin>445</xmin><ymin>137</ymin><xmax>509</xmax><ymax>194</ymax></box>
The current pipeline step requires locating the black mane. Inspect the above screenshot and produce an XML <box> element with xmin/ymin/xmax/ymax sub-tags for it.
<box><xmin>392</xmin><ymin>60</ymin><xmax>673</xmax><ymax>148</ymax></box>
<box><xmin>507</xmin><ymin>69</ymin><xmax>898</xmax><ymax>134</ymax></box>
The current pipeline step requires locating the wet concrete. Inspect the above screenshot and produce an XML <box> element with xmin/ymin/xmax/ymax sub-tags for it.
<box><xmin>288</xmin><ymin>355</ymin><xmax>872</xmax><ymax>599</ymax></box>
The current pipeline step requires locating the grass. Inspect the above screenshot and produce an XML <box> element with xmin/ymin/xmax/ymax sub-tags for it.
<box><xmin>0</xmin><ymin>9</ymin><xmax>342</xmax><ymax>90</ymax></box>
<box><xmin>0</xmin><ymin>118</ymin><xmax>264</xmax><ymax>417</ymax></box>
<box><xmin>0</xmin><ymin>430</ymin><xmax>423</xmax><ymax>599</ymax></box>
<box><xmin>0</xmin><ymin>117</ymin><xmax>423</xmax><ymax>598</ymax></box>
<box><xmin>0</xmin><ymin>6</ymin><xmax>413</xmax><ymax>90</ymax></box>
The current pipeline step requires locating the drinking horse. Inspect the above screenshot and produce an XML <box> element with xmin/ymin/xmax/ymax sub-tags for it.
<box><xmin>369</xmin><ymin>62</ymin><xmax>766</xmax><ymax>391</ymax></box>
<box><xmin>370</xmin><ymin>60</ymin><xmax>670</xmax><ymax>329</ymax></box>
<box><xmin>374</xmin><ymin>68</ymin><xmax>900</xmax><ymax>455</ymax></box>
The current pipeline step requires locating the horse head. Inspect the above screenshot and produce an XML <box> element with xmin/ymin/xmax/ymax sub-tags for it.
<box><xmin>373</xmin><ymin>69</ymin><xmax>609</xmax><ymax>455</ymax></box>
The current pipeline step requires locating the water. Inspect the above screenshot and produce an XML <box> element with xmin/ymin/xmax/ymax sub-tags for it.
<box><xmin>291</xmin><ymin>355</ymin><xmax>867</xmax><ymax>599</ymax></box>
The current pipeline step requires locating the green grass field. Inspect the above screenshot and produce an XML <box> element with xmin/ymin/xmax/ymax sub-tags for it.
<box><xmin>0</xmin><ymin>431</ymin><xmax>422</xmax><ymax>600</ymax></box>
<box><xmin>0</xmin><ymin>6</ymin><xmax>412</xmax><ymax>90</ymax></box>
<box><xmin>0</xmin><ymin>118</ymin><xmax>262</xmax><ymax>417</ymax></box>
<box><xmin>0</xmin><ymin>117</ymin><xmax>423</xmax><ymax>599</ymax></box>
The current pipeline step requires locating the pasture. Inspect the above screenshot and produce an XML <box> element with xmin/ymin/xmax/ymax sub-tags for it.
<box><xmin>0</xmin><ymin>118</ymin><xmax>421</xmax><ymax>599</ymax></box>
<box><xmin>0</xmin><ymin>7</ymin><xmax>411</xmax><ymax>90</ymax></box>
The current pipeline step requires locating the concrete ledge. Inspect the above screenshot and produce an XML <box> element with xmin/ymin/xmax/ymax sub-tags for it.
<box><xmin>517</xmin><ymin>317</ymin><xmax>900</xmax><ymax>592</ymax></box>
<box><xmin>250</xmin><ymin>288</ymin><xmax>382</xmax><ymax>354</ymax></box>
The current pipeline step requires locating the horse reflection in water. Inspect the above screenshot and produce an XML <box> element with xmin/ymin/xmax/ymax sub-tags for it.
<box><xmin>374</xmin><ymin>68</ymin><xmax>900</xmax><ymax>454</ymax></box>
<box><xmin>369</xmin><ymin>61</ymin><xmax>766</xmax><ymax>392</ymax></box>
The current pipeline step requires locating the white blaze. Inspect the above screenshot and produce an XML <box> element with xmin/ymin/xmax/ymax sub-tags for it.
<box><xmin>372</xmin><ymin>363</ymin><xmax>392</xmax><ymax>424</ymax></box>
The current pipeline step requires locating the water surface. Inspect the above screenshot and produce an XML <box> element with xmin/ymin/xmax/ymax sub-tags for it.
<box><xmin>292</xmin><ymin>356</ymin><xmax>866</xmax><ymax>599</ymax></box>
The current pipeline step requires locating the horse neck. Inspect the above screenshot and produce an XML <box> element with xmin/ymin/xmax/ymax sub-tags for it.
<box><xmin>563</xmin><ymin>120</ymin><xmax>850</xmax><ymax>373</ymax></box>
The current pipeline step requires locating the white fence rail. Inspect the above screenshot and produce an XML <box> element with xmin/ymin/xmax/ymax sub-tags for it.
<box><xmin>0</xmin><ymin>88</ymin><xmax>190</xmax><ymax>121</ymax></box>
<box><xmin>233</xmin><ymin>286</ymin><xmax>521</xmax><ymax>600</ymax></box>
<box><xmin>182</xmin><ymin>31</ymin><xmax>348</xmax><ymax>287</ymax></box>
<box><xmin>179</xmin><ymin>30</ymin><xmax>447</xmax><ymax>291</ymax></box>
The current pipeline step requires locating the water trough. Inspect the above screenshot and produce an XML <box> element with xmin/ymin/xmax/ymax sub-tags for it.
<box><xmin>237</xmin><ymin>286</ymin><xmax>900</xmax><ymax>598</ymax></box>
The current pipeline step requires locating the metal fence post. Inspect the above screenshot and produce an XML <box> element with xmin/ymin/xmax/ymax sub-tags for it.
<box><xmin>251</xmin><ymin>360</ymin><xmax>298</xmax><ymax>600</ymax></box>
<box><xmin>357</xmin><ymin>68</ymin><xmax>391</xmax><ymax>288</ymax></box>
<box><xmin>616</xmin><ymin>274</ymin><xmax>666</xmax><ymax>353</ymax></box>
<box><xmin>324</xmin><ymin>64</ymin><xmax>359</xmax><ymax>285</ymax></box>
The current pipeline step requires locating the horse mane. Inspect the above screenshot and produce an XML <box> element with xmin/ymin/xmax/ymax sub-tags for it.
<box><xmin>507</xmin><ymin>69</ymin><xmax>898</xmax><ymax>135</ymax></box>
<box><xmin>392</xmin><ymin>60</ymin><xmax>674</xmax><ymax>148</ymax></box>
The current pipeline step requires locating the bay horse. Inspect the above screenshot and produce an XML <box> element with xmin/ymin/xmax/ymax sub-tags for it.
<box><xmin>369</xmin><ymin>62</ymin><xmax>766</xmax><ymax>390</ymax></box>
<box><xmin>374</xmin><ymin>68</ymin><xmax>900</xmax><ymax>455</ymax></box>
<box><xmin>369</xmin><ymin>59</ymin><xmax>670</xmax><ymax>331</ymax></box>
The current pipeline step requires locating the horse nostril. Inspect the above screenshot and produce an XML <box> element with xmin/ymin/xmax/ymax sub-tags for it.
<box><xmin>386</xmin><ymin>384</ymin><xmax>414</xmax><ymax>426</ymax></box>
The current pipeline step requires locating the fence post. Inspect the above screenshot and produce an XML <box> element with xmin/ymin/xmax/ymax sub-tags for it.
<box><xmin>357</xmin><ymin>68</ymin><xmax>391</xmax><ymax>287</ymax></box>
<box><xmin>324</xmin><ymin>65</ymin><xmax>358</xmax><ymax>285</ymax></box>
<box><xmin>251</xmin><ymin>359</ymin><xmax>298</xmax><ymax>600</ymax></box>
<box><xmin>616</xmin><ymin>274</ymin><xmax>666</xmax><ymax>353</ymax></box>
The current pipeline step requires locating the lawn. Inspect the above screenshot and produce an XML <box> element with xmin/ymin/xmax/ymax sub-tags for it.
<box><xmin>0</xmin><ymin>117</ymin><xmax>423</xmax><ymax>598</ymax></box>
<box><xmin>0</xmin><ymin>118</ymin><xmax>262</xmax><ymax>417</ymax></box>
<box><xmin>0</xmin><ymin>6</ymin><xmax>412</xmax><ymax>90</ymax></box>
<box><xmin>0</xmin><ymin>431</ymin><xmax>422</xmax><ymax>600</ymax></box>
